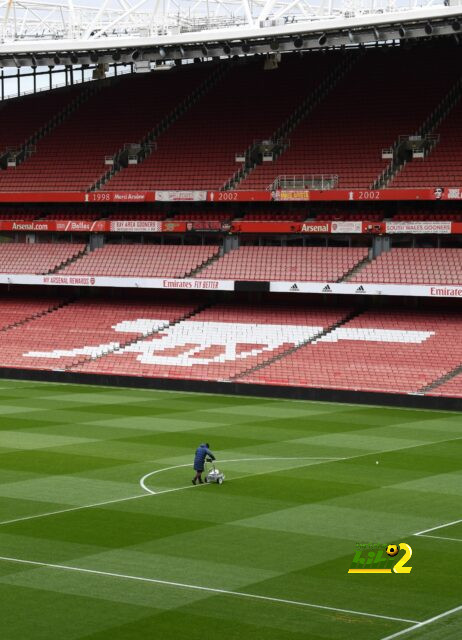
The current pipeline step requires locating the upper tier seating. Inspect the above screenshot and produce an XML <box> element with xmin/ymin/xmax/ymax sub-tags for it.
<box><xmin>60</xmin><ymin>244</ymin><xmax>219</xmax><ymax>278</ymax></box>
<box><xmin>391</xmin><ymin>101</ymin><xmax>462</xmax><ymax>188</ymax></box>
<box><xmin>350</xmin><ymin>248</ymin><xmax>462</xmax><ymax>285</ymax></box>
<box><xmin>197</xmin><ymin>246</ymin><xmax>368</xmax><ymax>281</ymax></box>
<box><xmin>0</xmin><ymin>242</ymin><xmax>85</xmax><ymax>273</ymax></box>
<box><xmin>103</xmin><ymin>54</ymin><xmax>340</xmax><ymax>191</ymax></box>
<box><xmin>239</xmin><ymin>46</ymin><xmax>459</xmax><ymax>190</ymax></box>
<box><xmin>0</xmin><ymin>85</ymin><xmax>82</xmax><ymax>155</ymax></box>
<box><xmin>0</xmin><ymin>66</ymin><xmax>210</xmax><ymax>191</ymax></box>
<box><xmin>243</xmin><ymin>309</ymin><xmax>462</xmax><ymax>393</ymax></box>
<box><xmin>0</xmin><ymin>298</ymin><xmax>196</xmax><ymax>370</ymax></box>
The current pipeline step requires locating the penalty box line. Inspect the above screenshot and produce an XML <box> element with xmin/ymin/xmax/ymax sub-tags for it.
<box><xmin>379</xmin><ymin>604</ymin><xmax>462</xmax><ymax>640</ymax></box>
<box><xmin>0</xmin><ymin>554</ymin><xmax>419</xmax><ymax>626</ymax></box>
<box><xmin>414</xmin><ymin>518</ymin><xmax>462</xmax><ymax>537</ymax></box>
<box><xmin>416</xmin><ymin>533</ymin><xmax>462</xmax><ymax>543</ymax></box>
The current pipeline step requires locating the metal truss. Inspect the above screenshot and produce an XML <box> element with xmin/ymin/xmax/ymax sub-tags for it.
<box><xmin>0</xmin><ymin>0</ymin><xmax>461</xmax><ymax>58</ymax></box>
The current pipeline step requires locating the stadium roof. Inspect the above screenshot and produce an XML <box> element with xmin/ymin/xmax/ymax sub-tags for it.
<box><xmin>0</xmin><ymin>0</ymin><xmax>461</xmax><ymax>65</ymax></box>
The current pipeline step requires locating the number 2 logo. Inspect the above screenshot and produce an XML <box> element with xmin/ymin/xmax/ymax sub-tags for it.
<box><xmin>393</xmin><ymin>543</ymin><xmax>412</xmax><ymax>573</ymax></box>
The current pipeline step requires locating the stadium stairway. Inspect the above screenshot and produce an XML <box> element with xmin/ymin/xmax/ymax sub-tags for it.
<box><xmin>45</xmin><ymin>244</ymin><xmax>89</xmax><ymax>274</ymax></box>
<box><xmin>225</xmin><ymin>50</ymin><xmax>362</xmax><ymax>191</ymax></box>
<box><xmin>237</xmin><ymin>45</ymin><xmax>460</xmax><ymax>191</ymax></box>
<box><xmin>64</xmin><ymin>302</ymin><xmax>211</xmax><ymax>371</ymax></box>
<box><xmin>419</xmin><ymin>361</ymin><xmax>462</xmax><ymax>395</ymax></box>
<box><xmin>92</xmin><ymin>61</ymin><xmax>230</xmax><ymax>192</ymax></box>
<box><xmin>228</xmin><ymin>308</ymin><xmax>360</xmax><ymax>382</ymax></box>
<box><xmin>0</xmin><ymin>78</ymin><xmax>108</xmax><ymax>172</ymax></box>
<box><xmin>184</xmin><ymin>250</ymin><xmax>224</xmax><ymax>278</ymax></box>
<box><xmin>339</xmin><ymin>252</ymin><xmax>374</xmax><ymax>282</ymax></box>
<box><xmin>372</xmin><ymin>73</ymin><xmax>462</xmax><ymax>188</ymax></box>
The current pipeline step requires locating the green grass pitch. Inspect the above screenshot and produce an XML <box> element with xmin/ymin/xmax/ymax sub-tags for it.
<box><xmin>0</xmin><ymin>379</ymin><xmax>460</xmax><ymax>640</ymax></box>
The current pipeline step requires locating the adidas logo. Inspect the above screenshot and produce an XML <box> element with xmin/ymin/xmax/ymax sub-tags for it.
<box><xmin>355</xmin><ymin>285</ymin><xmax>365</xmax><ymax>293</ymax></box>
<box><xmin>290</xmin><ymin>283</ymin><xmax>299</xmax><ymax>291</ymax></box>
<box><xmin>322</xmin><ymin>284</ymin><xmax>332</xmax><ymax>293</ymax></box>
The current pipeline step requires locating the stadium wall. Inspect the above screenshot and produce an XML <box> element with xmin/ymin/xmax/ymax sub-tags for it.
<box><xmin>0</xmin><ymin>366</ymin><xmax>460</xmax><ymax>412</ymax></box>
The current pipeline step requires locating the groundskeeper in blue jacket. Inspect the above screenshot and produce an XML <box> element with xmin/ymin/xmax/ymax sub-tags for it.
<box><xmin>192</xmin><ymin>443</ymin><xmax>215</xmax><ymax>485</ymax></box>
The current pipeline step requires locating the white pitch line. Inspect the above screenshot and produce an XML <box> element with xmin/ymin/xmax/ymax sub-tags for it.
<box><xmin>414</xmin><ymin>518</ymin><xmax>462</xmax><ymax>536</ymax></box>
<box><xmin>379</xmin><ymin>604</ymin><xmax>462</xmax><ymax>640</ymax></box>
<box><xmin>417</xmin><ymin>533</ymin><xmax>462</xmax><ymax>543</ymax></box>
<box><xmin>1</xmin><ymin>434</ymin><xmax>461</xmax><ymax>528</ymax></box>
<box><xmin>140</xmin><ymin>457</ymin><xmax>343</xmax><ymax>494</ymax></box>
<box><xmin>0</xmin><ymin>458</ymin><xmax>341</xmax><ymax>527</ymax></box>
<box><xmin>0</xmin><ymin>554</ymin><xmax>419</xmax><ymax>625</ymax></box>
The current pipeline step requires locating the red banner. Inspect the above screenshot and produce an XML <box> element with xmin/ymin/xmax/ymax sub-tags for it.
<box><xmin>0</xmin><ymin>192</ymin><xmax>84</xmax><ymax>203</ymax></box>
<box><xmin>0</xmin><ymin>188</ymin><xmax>457</xmax><ymax>203</ymax></box>
<box><xmin>1</xmin><ymin>218</ymin><xmax>457</xmax><ymax>235</ymax></box>
<box><xmin>207</xmin><ymin>191</ymin><xmax>272</xmax><ymax>202</ymax></box>
<box><xmin>85</xmin><ymin>191</ymin><xmax>155</xmax><ymax>203</ymax></box>
<box><xmin>0</xmin><ymin>220</ymin><xmax>108</xmax><ymax>232</ymax></box>
<box><xmin>275</xmin><ymin>188</ymin><xmax>446</xmax><ymax>202</ymax></box>
<box><xmin>232</xmin><ymin>221</ymin><xmax>306</xmax><ymax>233</ymax></box>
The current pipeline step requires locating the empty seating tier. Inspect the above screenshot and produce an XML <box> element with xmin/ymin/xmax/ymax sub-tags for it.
<box><xmin>0</xmin><ymin>85</ymin><xmax>83</xmax><ymax>156</ymax></box>
<box><xmin>0</xmin><ymin>298</ymin><xmax>197</xmax><ymax>370</ymax></box>
<box><xmin>71</xmin><ymin>304</ymin><xmax>349</xmax><ymax>381</ymax></box>
<box><xmin>0</xmin><ymin>243</ymin><xmax>85</xmax><ymax>274</ymax></box>
<box><xmin>0</xmin><ymin>66</ymin><xmax>211</xmax><ymax>192</ymax></box>
<box><xmin>103</xmin><ymin>54</ymin><xmax>339</xmax><ymax>191</ymax></box>
<box><xmin>243</xmin><ymin>309</ymin><xmax>462</xmax><ymax>394</ymax></box>
<box><xmin>197</xmin><ymin>246</ymin><xmax>368</xmax><ymax>282</ymax></box>
<box><xmin>60</xmin><ymin>244</ymin><xmax>220</xmax><ymax>278</ymax></box>
<box><xmin>427</xmin><ymin>374</ymin><xmax>462</xmax><ymax>398</ymax></box>
<box><xmin>239</xmin><ymin>46</ymin><xmax>458</xmax><ymax>190</ymax></box>
<box><xmin>0</xmin><ymin>296</ymin><xmax>64</xmax><ymax>328</ymax></box>
<box><xmin>391</xmin><ymin>100</ymin><xmax>462</xmax><ymax>188</ymax></box>
<box><xmin>350</xmin><ymin>248</ymin><xmax>462</xmax><ymax>285</ymax></box>
<box><xmin>0</xmin><ymin>298</ymin><xmax>460</xmax><ymax>398</ymax></box>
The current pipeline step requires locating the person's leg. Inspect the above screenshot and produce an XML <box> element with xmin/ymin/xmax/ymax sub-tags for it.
<box><xmin>192</xmin><ymin>468</ymin><xmax>204</xmax><ymax>484</ymax></box>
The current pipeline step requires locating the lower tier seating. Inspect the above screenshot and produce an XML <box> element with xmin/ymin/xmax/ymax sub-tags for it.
<box><xmin>71</xmin><ymin>304</ymin><xmax>349</xmax><ymax>380</ymax></box>
<box><xmin>1</xmin><ymin>297</ymin><xmax>461</xmax><ymax>397</ymax></box>
<box><xmin>243</xmin><ymin>309</ymin><xmax>462</xmax><ymax>394</ymax></box>
<box><xmin>0</xmin><ymin>295</ymin><xmax>63</xmax><ymax>328</ymax></box>
<box><xmin>0</xmin><ymin>298</ymin><xmax>196</xmax><ymax>370</ymax></box>
<box><xmin>427</xmin><ymin>374</ymin><xmax>462</xmax><ymax>398</ymax></box>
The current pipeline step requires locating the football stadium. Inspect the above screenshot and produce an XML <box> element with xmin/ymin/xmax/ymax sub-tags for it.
<box><xmin>0</xmin><ymin>0</ymin><xmax>461</xmax><ymax>637</ymax></box>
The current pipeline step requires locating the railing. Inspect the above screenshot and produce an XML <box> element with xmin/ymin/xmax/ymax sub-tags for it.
<box><xmin>271</xmin><ymin>174</ymin><xmax>338</xmax><ymax>190</ymax></box>
<box><xmin>398</xmin><ymin>134</ymin><xmax>440</xmax><ymax>145</ymax></box>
